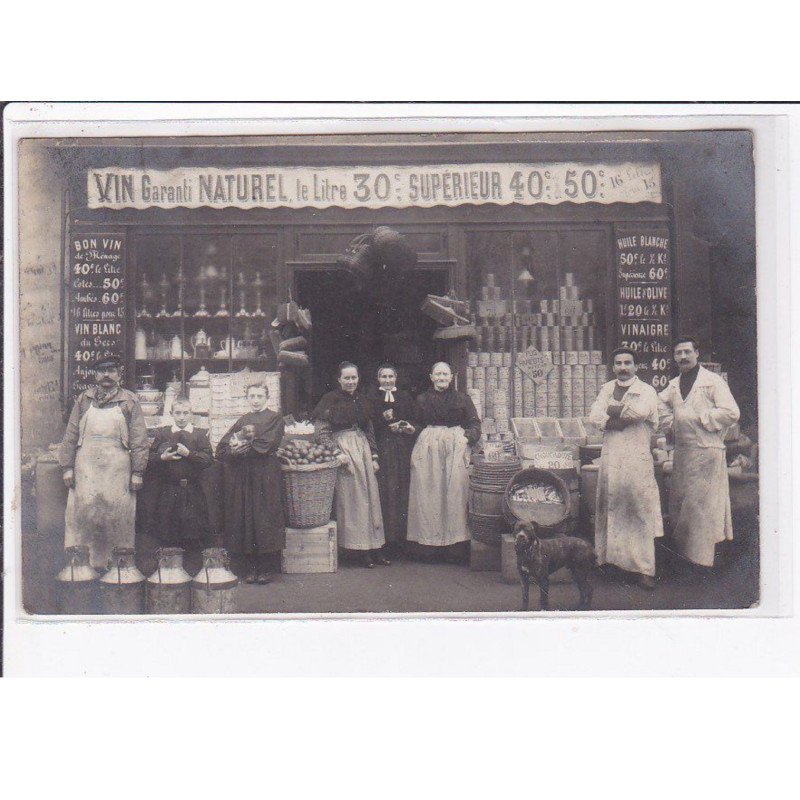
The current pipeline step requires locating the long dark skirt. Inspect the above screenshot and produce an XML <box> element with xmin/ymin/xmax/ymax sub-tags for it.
<box><xmin>152</xmin><ymin>480</ymin><xmax>211</xmax><ymax>546</ymax></box>
<box><xmin>221</xmin><ymin>455</ymin><xmax>285</xmax><ymax>555</ymax></box>
<box><xmin>375</xmin><ymin>430</ymin><xmax>414</xmax><ymax>544</ymax></box>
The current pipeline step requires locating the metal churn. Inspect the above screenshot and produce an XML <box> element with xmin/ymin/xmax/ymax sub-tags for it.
<box><xmin>56</xmin><ymin>545</ymin><xmax>98</xmax><ymax>614</ymax></box>
<box><xmin>191</xmin><ymin>547</ymin><xmax>239</xmax><ymax>614</ymax></box>
<box><xmin>145</xmin><ymin>547</ymin><xmax>192</xmax><ymax>614</ymax></box>
<box><xmin>98</xmin><ymin>547</ymin><xmax>146</xmax><ymax>615</ymax></box>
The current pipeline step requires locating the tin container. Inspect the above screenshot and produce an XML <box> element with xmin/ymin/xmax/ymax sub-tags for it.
<box><xmin>56</xmin><ymin>545</ymin><xmax>98</xmax><ymax>614</ymax></box>
<box><xmin>146</xmin><ymin>547</ymin><xmax>192</xmax><ymax>614</ymax></box>
<box><xmin>98</xmin><ymin>547</ymin><xmax>146</xmax><ymax>615</ymax></box>
<box><xmin>191</xmin><ymin>548</ymin><xmax>239</xmax><ymax>614</ymax></box>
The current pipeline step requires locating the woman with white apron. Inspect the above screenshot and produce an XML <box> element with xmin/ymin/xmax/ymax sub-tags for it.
<box><xmin>312</xmin><ymin>362</ymin><xmax>387</xmax><ymax>568</ymax></box>
<box><xmin>407</xmin><ymin>362</ymin><xmax>481</xmax><ymax>563</ymax></box>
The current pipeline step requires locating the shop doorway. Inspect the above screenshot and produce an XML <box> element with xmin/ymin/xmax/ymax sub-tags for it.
<box><xmin>295</xmin><ymin>266</ymin><xmax>449</xmax><ymax>404</ymax></box>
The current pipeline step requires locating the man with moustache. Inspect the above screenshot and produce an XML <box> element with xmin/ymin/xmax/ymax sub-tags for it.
<box><xmin>589</xmin><ymin>347</ymin><xmax>664</xmax><ymax>589</ymax></box>
<box><xmin>658</xmin><ymin>338</ymin><xmax>740</xmax><ymax>570</ymax></box>
<box><xmin>59</xmin><ymin>355</ymin><xmax>149</xmax><ymax>569</ymax></box>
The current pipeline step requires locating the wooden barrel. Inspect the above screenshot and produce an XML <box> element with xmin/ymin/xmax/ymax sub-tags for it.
<box><xmin>281</xmin><ymin>521</ymin><xmax>338</xmax><ymax>574</ymax></box>
<box><xmin>520</xmin><ymin>444</ymin><xmax>580</xmax><ymax>534</ymax></box>
<box><xmin>468</xmin><ymin>457</ymin><xmax>521</xmax><ymax>546</ymax></box>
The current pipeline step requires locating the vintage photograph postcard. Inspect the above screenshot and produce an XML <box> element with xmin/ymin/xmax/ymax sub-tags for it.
<box><xmin>6</xmin><ymin>107</ymin><xmax>780</xmax><ymax>625</ymax></box>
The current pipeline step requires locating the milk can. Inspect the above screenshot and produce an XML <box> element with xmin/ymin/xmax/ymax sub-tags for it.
<box><xmin>145</xmin><ymin>547</ymin><xmax>192</xmax><ymax>614</ymax></box>
<box><xmin>98</xmin><ymin>547</ymin><xmax>146</xmax><ymax>615</ymax></box>
<box><xmin>191</xmin><ymin>548</ymin><xmax>239</xmax><ymax>614</ymax></box>
<box><xmin>56</xmin><ymin>545</ymin><xmax>98</xmax><ymax>614</ymax></box>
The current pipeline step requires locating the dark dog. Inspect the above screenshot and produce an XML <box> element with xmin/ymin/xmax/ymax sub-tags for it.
<box><xmin>514</xmin><ymin>521</ymin><xmax>597</xmax><ymax>611</ymax></box>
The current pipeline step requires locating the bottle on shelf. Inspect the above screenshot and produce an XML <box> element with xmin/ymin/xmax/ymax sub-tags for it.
<box><xmin>172</xmin><ymin>265</ymin><xmax>184</xmax><ymax>317</ymax></box>
<box><xmin>215</xmin><ymin>284</ymin><xmax>229</xmax><ymax>317</ymax></box>
<box><xmin>236</xmin><ymin>271</ymin><xmax>250</xmax><ymax>318</ymax></box>
<box><xmin>156</xmin><ymin>272</ymin><xmax>170</xmax><ymax>318</ymax></box>
<box><xmin>138</xmin><ymin>273</ymin><xmax>153</xmax><ymax>318</ymax></box>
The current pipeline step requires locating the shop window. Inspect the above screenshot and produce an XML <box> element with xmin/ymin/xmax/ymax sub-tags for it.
<box><xmin>133</xmin><ymin>231</ymin><xmax>280</xmax><ymax>391</ymax></box>
<box><xmin>465</xmin><ymin>227</ymin><xmax>611</xmax><ymax>436</ymax></box>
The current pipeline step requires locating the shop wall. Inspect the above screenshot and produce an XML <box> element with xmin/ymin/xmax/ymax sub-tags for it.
<box><xmin>18</xmin><ymin>141</ymin><xmax>67</xmax><ymax>453</ymax></box>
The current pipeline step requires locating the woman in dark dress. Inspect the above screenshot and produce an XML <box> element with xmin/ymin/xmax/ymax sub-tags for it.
<box><xmin>147</xmin><ymin>396</ymin><xmax>214</xmax><ymax>572</ymax></box>
<box><xmin>312</xmin><ymin>362</ymin><xmax>387</xmax><ymax>568</ymax></box>
<box><xmin>367</xmin><ymin>364</ymin><xmax>417</xmax><ymax>557</ymax></box>
<box><xmin>216</xmin><ymin>381</ymin><xmax>285</xmax><ymax>584</ymax></box>
<box><xmin>407</xmin><ymin>361</ymin><xmax>481</xmax><ymax>564</ymax></box>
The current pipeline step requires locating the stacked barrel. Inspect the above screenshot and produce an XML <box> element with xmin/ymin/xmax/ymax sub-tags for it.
<box><xmin>468</xmin><ymin>457</ymin><xmax>522</xmax><ymax>570</ymax></box>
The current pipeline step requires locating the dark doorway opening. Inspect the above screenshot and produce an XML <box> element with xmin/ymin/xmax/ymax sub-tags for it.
<box><xmin>296</xmin><ymin>266</ymin><xmax>449</xmax><ymax>405</ymax></box>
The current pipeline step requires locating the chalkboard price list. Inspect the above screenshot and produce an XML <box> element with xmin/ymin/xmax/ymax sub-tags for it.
<box><xmin>67</xmin><ymin>234</ymin><xmax>127</xmax><ymax>399</ymax></box>
<box><xmin>615</xmin><ymin>227</ymin><xmax>672</xmax><ymax>390</ymax></box>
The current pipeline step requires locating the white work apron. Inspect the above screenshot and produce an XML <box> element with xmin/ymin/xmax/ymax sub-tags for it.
<box><xmin>407</xmin><ymin>426</ymin><xmax>471</xmax><ymax>547</ymax></box>
<box><xmin>333</xmin><ymin>429</ymin><xmax>385</xmax><ymax>551</ymax></box>
<box><xmin>670</xmin><ymin>401</ymin><xmax>733</xmax><ymax>566</ymax></box>
<box><xmin>595</xmin><ymin>418</ymin><xmax>664</xmax><ymax>576</ymax></box>
<box><xmin>64</xmin><ymin>403</ymin><xmax>136</xmax><ymax>569</ymax></box>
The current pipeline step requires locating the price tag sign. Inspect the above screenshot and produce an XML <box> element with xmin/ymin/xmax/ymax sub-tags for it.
<box><xmin>516</xmin><ymin>346</ymin><xmax>554</xmax><ymax>385</ymax></box>
<box><xmin>559</xmin><ymin>299</ymin><xmax>583</xmax><ymax>318</ymax></box>
<box><xmin>67</xmin><ymin>233</ymin><xmax>127</xmax><ymax>401</ymax></box>
<box><xmin>530</xmin><ymin>449</ymin><xmax>574</xmax><ymax>470</ymax></box>
<box><xmin>482</xmin><ymin>442</ymin><xmax>506</xmax><ymax>462</ymax></box>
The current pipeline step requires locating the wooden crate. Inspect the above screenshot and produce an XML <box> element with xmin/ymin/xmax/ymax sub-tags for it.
<box><xmin>281</xmin><ymin>521</ymin><xmax>337</xmax><ymax>574</ymax></box>
<box><xmin>501</xmin><ymin>534</ymin><xmax>519</xmax><ymax>584</ymax></box>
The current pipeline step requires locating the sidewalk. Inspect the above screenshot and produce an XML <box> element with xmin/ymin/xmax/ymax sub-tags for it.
<box><xmin>231</xmin><ymin>547</ymin><xmax>758</xmax><ymax>615</ymax></box>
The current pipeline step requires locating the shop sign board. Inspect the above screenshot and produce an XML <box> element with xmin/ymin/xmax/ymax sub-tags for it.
<box><xmin>87</xmin><ymin>162</ymin><xmax>662</xmax><ymax>210</ymax></box>
<box><xmin>516</xmin><ymin>346</ymin><xmax>554</xmax><ymax>385</ymax></box>
<box><xmin>66</xmin><ymin>233</ymin><xmax>128</xmax><ymax>401</ymax></box>
<box><xmin>615</xmin><ymin>225</ymin><xmax>672</xmax><ymax>391</ymax></box>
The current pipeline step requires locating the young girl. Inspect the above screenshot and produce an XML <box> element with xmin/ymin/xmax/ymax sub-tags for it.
<box><xmin>217</xmin><ymin>381</ymin><xmax>285</xmax><ymax>584</ymax></box>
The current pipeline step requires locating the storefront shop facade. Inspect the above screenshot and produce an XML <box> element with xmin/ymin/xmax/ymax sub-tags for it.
<box><xmin>18</xmin><ymin>132</ymin><xmax>755</xmax><ymax>456</ymax></box>
<box><xmin>15</xmin><ymin>129</ymin><xmax>761</xmax><ymax>617</ymax></box>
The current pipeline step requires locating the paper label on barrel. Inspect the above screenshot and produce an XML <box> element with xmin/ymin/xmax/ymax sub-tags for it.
<box><xmin>530</xmin><ymin>450</ymin><xmax>574</xmax><ymax>470</ymax></box>
<box><xmin>482</xmin><ymin>442</ymin><xmax>506</xmax><ymax>462</ymax></box>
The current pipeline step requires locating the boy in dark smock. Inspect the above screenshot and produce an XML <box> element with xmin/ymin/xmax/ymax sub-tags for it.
<box><xmin>216</xmin><ymin>381</ymin><xmax>285</xmax><ymax>584</ymax></box>
<box><xmin>148</xmin><ymin>396</ymin><xmax>214</xmax><ymax>571</ymax></box>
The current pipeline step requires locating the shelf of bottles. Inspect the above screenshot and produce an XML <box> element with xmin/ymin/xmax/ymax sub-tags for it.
<box><xmin>133</xmin><ymin>234</ymin><xmax>279</xmax><ymax>391</ymax></box>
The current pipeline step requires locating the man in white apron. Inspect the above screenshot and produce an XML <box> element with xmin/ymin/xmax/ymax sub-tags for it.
<box><xmin>59</xmin><ymin>356</ymin><xmax>149</xmax><ymax>569</ymax></box>
<box><xmin>589</xmin><ymin>347</ymin><xmax>664</xmax><ymax>589</ymax></box>
<box><xmin>658</xmin><ymin>338</ymin><xmax>740</xmax><ymax>569</ymax></box>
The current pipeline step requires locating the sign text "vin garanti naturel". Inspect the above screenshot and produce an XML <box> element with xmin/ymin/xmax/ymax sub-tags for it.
<box><xmin>87</xmin><ymin>163</ymin><xmax>662</xmax><ymax>210</ymax></box>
